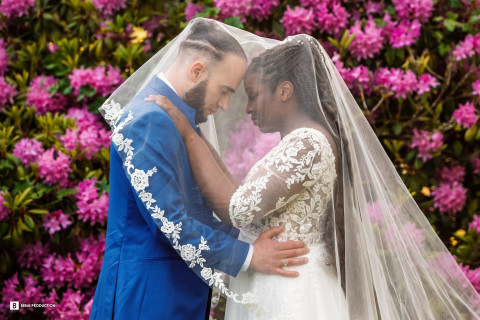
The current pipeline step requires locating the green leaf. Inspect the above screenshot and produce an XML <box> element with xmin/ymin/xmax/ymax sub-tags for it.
<box><xmin>57</xmin><ymin>188</ymin><xmax>78</xmax><ymax>198</ymax></box>
<box><xmin>23</xmin><ymin>215</ymin><xmax>35</xmax><ymax>229</ymax></box>
<box><xmin>223</xmin><ymin>17</ymin><xmax>244</xmax><ymax>29</ymax></box>
<box><xmin>444</xmin><ymin>19</ymin><xmax>458</xmax><ymax>31</ymax></box>
<box><xmin>392</xmin><ymin>123</ymin><xmax>403</xmax><ymax>135</ymax></box>
<box><xmin>453</xmin><ymin>140</ymin><xmax>463</xmax><ymax>157</ymax></box>
<box><xmin>28</xmin><ymin>208</ymin><xmax>49</xmax><ymax>215</ymax></box>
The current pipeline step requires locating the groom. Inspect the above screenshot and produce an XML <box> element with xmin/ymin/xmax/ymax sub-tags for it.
<box><xmin>90</xmin><ymin>18</ymin><xmax>309</xmax><ymax>319</ymax></box>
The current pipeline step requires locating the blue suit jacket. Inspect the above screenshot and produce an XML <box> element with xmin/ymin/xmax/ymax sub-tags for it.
<box><xmin>90</xmin><ymin>76</ymin><xmax>249</xmax><ymax>319</ymax></box>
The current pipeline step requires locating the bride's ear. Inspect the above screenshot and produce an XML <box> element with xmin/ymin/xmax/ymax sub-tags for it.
<box><xmin>278</xmin><ymin>81</ymin><xmax>293</xmax><ymax>101</ymax></box>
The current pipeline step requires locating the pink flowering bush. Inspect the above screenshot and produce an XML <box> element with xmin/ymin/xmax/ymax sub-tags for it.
<box><xmin>224</xmin><ymin>116</ymin><xmax>281</xmax><ymax>181</ymax></box>
<box><xmin>0</xmin><ymin>0</ymin><xmax>34</xmax><ymax>19</ymax></box>
<box><xmin>0</xmin><ymin>39</ymin><xmax>8</xmax><ymax>75</ymax></box>
<box><xmin>26</xmin><ymin>75</ymin><xmax>67</xmax><ymax>114</ymax></box>
<box><xmin>452</xmin><ymin>101</ymin><xmax>478</xmax><ymax>129</ymax></box>
<box><xmin>0</xmin><ymin>76</ymin><xmax>17</xmax><ymax>107</ymax></box>
<box><xmin>1</xmin><ymin>0</ymin><xmax>480</xmax><ymax>317</ymax></box>
<box><xmin>431</xmin><ymin>182</ymin><xmax>468</xmax><ymax>216</ymax></box>
<box><xmin>13</xmin><ymin>138</ymin><xmax>43</xmax><ymax>165</ymax></box>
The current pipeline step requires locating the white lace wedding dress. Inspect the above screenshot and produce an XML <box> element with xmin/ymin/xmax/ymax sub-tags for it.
<box><xmin>225</xmin><ymin>127</ymin><xmax>348</xmax><ymax>320</ymax></box>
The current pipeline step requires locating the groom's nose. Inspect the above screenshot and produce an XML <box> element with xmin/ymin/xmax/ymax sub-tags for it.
<box><xmin>217</xmin><ymin>96</ymin><xmax>229</xmax><ymax>111</ymax></box>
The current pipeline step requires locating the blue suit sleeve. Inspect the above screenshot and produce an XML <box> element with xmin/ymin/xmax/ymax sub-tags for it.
<box><xmin>113</xmin><ymin>104</ymin><xmax>249</xmax><ymax>278</ymax></box>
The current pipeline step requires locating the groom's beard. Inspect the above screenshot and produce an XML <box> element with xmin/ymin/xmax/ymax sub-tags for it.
<box><xmin>184</xmin><ymin>79</ymin><xmax>208</xmax><ymax>124</ymax></box>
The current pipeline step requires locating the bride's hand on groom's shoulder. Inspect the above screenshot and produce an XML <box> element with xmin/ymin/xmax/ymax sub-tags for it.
<box><xmin>145</xmin><ymin>95</ymin><xmax>194</xmax><ymax>141</ymax></box>
<box><xmin>250</xmin><ymin>225</ymin><xmax>309</xmax><ymax>277</ymax></box>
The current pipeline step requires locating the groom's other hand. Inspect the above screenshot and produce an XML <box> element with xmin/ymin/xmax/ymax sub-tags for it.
<box><xmin>250</xmin><ymin>225</ymin><xmax>308</xmax><ymax>277</ymax></box>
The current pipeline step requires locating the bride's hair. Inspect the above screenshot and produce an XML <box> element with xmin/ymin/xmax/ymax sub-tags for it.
<box><xmin>247</xmin><ymin>35</ymin><xmax>352</xmax><ymax>292</ymax></box>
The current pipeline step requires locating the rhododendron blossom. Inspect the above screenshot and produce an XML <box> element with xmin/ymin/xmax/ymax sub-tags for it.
<box><xmin>13</xmin><ymin>138</ymin><xmax>43</xmax><ymax>165</ymax></box>
<box><xmin>410</xmin><ymin>129</ymin><xmax>443</xmax><ymax>162</ymax></box>
<box><xmin>281</xmin><ymin>6</ymin><xmax>315</xmax><ymax>36</ymax></box>
<box><xmin>0</xmin><ymin>0</ymin><xmax>35</xmax><ymax>19</ymax></box>
<box><xmin>452</xmin><ymin>101</ymin><xmax>478</xmax><ymax>129</ymax></box>
<box><xmin>26</xmin><ymin>75</ymin><xmax>66</xmax><ymax>114</ymax></box>
<box><xmin>431</xmin><ymin>182</ymin><xmax>467</xmax><ymax>215</ymax></box>
<box><xmin>37</xmin><ymin>148</ymin><xmax>72</xmax><ymax>187</ymax></box>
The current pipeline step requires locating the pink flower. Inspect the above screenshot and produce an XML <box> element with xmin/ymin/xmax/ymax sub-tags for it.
<box><xmin>249</xmin><ymin>0</ymin><xmax>279</xmax><ymax>22</ymax></box>
<box><xmin>13</xmin><ymin>137</ymin><xmax>43</xmax><ymax>165</ymax></box>
<box><xmin>366</xmin><ymin>200</ymin><xmax>399</xmax><ymax>225</ymax></box>
<box><xmin>393</xmin><ymin>0</ymin><xmax>434</xmax><ymax>22</ymax></box>
<box><xmin>417</xmin><ymin>74</ymin><xmax>439</xmax><ymax>95</ymax></box>
<box><xmin>26</xmin><ymin>75</ymin><xmax>66</xmax><ymax>114</ymax></box>
<box><xmin>0</xmin><ymin>0</ymin><xmax>35</xmax><ymax>19</ymax></box>
<box><xmin>315</xmin><ymin>3</ymin><xmax>349</xmax><ymax>36</ymax></box>
<box><xmin>0</xmin><ymin>39</ymin><xmax>8</xmax><ymax>75</ymax></box>
<box><xmin>390</xmin><ymin>69</ymin><xmax>418</xmax><ymax>99</ymax></box>
<box><xmin>281</xmin><ymin>6</ymin><xmax>315</xmax><ymax>36</ymax></box>
<box><xmin>47</xmin><ymin>42</ymin><xmax>59</xmax><ymax>53</ymax></box>
<box><xmin>37</xmin><ymin>148</ymin><xmax>71</xmax><ymax>187</ymax></box>
<box><xmin>41</xmin><ymin>253</ymin><xmax>76</xmax><ymax>288</ymax></box>
<box><xmin>184</xmin><ymin>2</ymin><xmax>204</xmax><ymax>21</ymax></box>
<box><xmin>214</xmin><ymin>0</ymin><xmax>250</xmax><ymax>21</ymax></box>
<box><xmin>0</xmin><ymin>76</ymin><xmax>17</xmax><ymax>107</ymax></box>
<box><xmin>458</xmin><ymin>263</ymin><xmax>480</xmax><ymax>293</ymax></box>
<box><xmin>452</xmin><ymin>34</ymin><xmax>480</xmax><ymax>61</ymax></box>
<box><xmin>55</xmin><ymin>289</ymin><xmax>90</xmax><ymax>319</ymax></box>
<box><xmin>410</xmin><ymin>129</ymin><xmax>444</xmax><ymax>162</ymax></box>
<box><xmin>17</xmin><ymin>241</ymin><xmax>50</xmax><ymax>269</ymax></box>
<box><xmin>224</xmin><ymin>117</ymin><xmax>281</xmax><ymax>181</ymax></box>
<box><xmin>431</xmin><ymin>182</ymin><xmax>467</xmax><ymax>215</ymax></box>
<box><xmin>365</xmin><ymin>0</ymin><xmax>385</xmax><ymax>14</ymax></box>
<box><xmin>473</xmin><ymin>80</ymin><xmax>480</xmax><ymax>96</ymax></box>
<box><xmin>0</xmin><ymin>191</ymin><xmax>10</xmax><ymax>222</ymax></box>
<box><xmin>0</xmin><ymin>273</ymin><xmax>45</xmax><ymax>315</ymax></box>
<box><xmin>73</xmin><ymin>235</ymin><xmax>105</xmax><ymax>288</ymax></box>
<box><xmin>436</xmin><ymin>162</ymin><xmax>466</xmax><ymax>184</ymax></box>
<box><xmin>75</xmin><ymin>178</ymin><xmax>109</xmax><ymax>226</ymax></box>
<box><xmin>66</xmin><ymin>107</ymin><xmax>100</xmax><ymax>131</ymax></box>
<box><xmin>471</xmin><ymin>153</ymin><xmax>480</xmax><ymax>175</ymax></box>
<box><xmin>349</xmin><ymin>19</ymin><xmax>385</xmax><ymax>60</ymax></box>
<box><xmin>69</xmin><ymin>66</ymin><xmax>124</xmax><ymax>98</ymax></box>
<box><xmin>43</xmin><ymin>209</ymin><xmax>72</xmax><ymax>234</ymax></box>
<box><xmin>469</xmin><ymin>215</ymin><xmax>480</xmax><ymax>235</ymax></box>
<box><xmin>388</xmin><ymin>19</ymin><xmax>421</xmax><ymax>49</ymax></box>
<box><xmin>386</xmin><ymin>222</ymin><xmax>426</xmax><ymax>252</ymax></box>
<box><xmin>452</xmin><ymin>101</ymin><xmax>478</xmax><ymax>129</ymax></box>
<box><xmin>62</xmin><ymin>123</ymin><xmax>111</xmax><ymax>159</ymax></box>
<box><xmin>92</xmin><ymin>0</ymin><xmax>126</xmax><ymax>17</ymax></box>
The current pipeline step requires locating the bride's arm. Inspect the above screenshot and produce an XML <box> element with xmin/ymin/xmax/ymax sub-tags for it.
<box><xmin>146</xmin><ymin>95</ymin><xmax>236</xmax><ymax>224</ymax></box>
<box><xmin>200</xmin><ymin>132</ymin><xmax>240</xmax><ymax>189</ymax></box>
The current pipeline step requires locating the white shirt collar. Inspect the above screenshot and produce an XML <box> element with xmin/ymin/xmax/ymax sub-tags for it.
<box><xmin>157</xmin><ymin>73</ymin><xmax>179</xmax><ymax>95</ymax></box>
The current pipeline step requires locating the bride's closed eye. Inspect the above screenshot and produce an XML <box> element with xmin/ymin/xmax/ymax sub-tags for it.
<box><xmin>248</xmin><ymin>94</ymin><xmax>258</xmax><ymax>102</ymax></box>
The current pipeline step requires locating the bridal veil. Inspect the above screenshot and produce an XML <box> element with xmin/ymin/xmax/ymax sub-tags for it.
<box><xmin>99</xmin><ymin>18</ymin><xmax>480</xmax><ymax>319</ymax></box>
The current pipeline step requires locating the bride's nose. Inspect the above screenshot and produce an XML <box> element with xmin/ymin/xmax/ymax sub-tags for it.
<box><xmin>246</xmin><ymin>101</ymin><xmax>253</xmax><ymax>114</ymax></box>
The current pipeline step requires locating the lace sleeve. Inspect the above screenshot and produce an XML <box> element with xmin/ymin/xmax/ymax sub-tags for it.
<box><xmin>229</xmin><ymin>128</ymin><xmax>336</xmax><ymax>227</ymax></box>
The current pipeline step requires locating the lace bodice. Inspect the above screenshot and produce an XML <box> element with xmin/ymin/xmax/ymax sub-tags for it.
<box><xmin>229</xmin><ymin>127</ymin><xmax>337</xmax><ymax>245</ymax></box>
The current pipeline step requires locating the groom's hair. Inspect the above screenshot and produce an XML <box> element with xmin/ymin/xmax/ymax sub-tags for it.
<box><xmin>178</xmin><ymin>19</ymin><xmax>247</xmax><ymax>65</ymax></box>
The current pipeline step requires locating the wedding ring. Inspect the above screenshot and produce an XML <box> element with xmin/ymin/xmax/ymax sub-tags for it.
<box><xmin>169</xmin><ymin>105</ymin><xmax>172</xmax><ymax>110</ymax></box>
<box><xmin>282</xmin><ymin>258</ymin><xmax>288</xmax><ymax>266</ymax></box>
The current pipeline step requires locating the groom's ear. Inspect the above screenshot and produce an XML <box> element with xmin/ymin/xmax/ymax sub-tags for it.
<box><xmin>189</xmin><ymin>60</ymin><xmax>208</xmax><ymax>83</ymax></box>
<box><xmin>278</xmin><ymin>81</ymin><xmax>293</xmax><ymax>101</ymax></box>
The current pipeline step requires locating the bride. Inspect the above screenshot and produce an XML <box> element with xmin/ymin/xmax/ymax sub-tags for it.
<box><xmin>148</xmin><ymin>33</ymin><xmax>480</xmax><ymax>319</ymax></box>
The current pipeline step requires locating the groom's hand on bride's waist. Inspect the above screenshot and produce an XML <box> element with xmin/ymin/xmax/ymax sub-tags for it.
<box><xmin>249</xmin><ymin>225</ymin><xmax>309</xmax><ymax>277</ymax></box>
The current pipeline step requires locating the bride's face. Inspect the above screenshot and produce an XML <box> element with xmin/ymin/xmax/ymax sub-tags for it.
<box><xmin>244</xmin><ymin>72</ymin><xmax>280</xmax><ymax>133</ymax></box>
